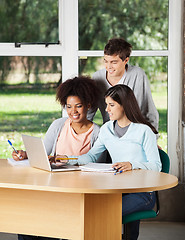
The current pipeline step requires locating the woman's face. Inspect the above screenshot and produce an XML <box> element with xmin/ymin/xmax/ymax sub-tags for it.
<box><xmin>105</xmin><ymin>96</ymin><xmax>125</xmax><ymax>121</ymax></box>
<box><xmin>66</xmin><ymin>96</ymin><xmax>89</xmax><ymax>123</ymax></box>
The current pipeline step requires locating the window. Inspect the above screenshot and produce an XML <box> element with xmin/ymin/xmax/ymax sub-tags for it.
<box><xmin>78</xmin><ymin>0</ymin><xmax>169</xmax><ymax>151</ymax></box>
<box><xmin>77</xmin><ymin>0</ymin><xmax>183</xmax><ymax>178</ymax></box>
<box><xmin>0</xmin><ymin>56</ymin><xmax>61</xmax><ymax>84</ymax></box>
<box><xmin>0</xmin><ymin>0</ymin><xmax>58</xmax><ymax>43</ymax></box>
<box><xmin>79</xmin><ymin>0</ymin><xmax>168</xmax><ymax>51</ymax></box>
<box><xmin>0</xmin><ymin>0</ymin><xmax>183</xmax><ymax>179</ymax></box>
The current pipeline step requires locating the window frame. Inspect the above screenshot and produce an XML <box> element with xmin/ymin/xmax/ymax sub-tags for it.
<box><xmin>0</xmin><ymin>0</ymin><xmax>183</xmax><ymax>179</ymax></box>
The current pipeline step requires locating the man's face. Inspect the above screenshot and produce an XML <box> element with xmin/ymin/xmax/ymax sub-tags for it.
<box><xmin>104</xmin><ymin>54</ymin><xmax>129</xmax><ymax>79</ymax></box>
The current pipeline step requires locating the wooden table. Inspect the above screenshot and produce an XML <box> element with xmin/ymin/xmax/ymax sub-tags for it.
<box><xmin>0</xmin><ymin>159</ymin><xmax>178</xmax><ymax>240</ymax></box>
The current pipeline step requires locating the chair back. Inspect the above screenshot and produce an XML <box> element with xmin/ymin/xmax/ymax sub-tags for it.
<box><xmin>158</xmin><ymin>149</ymin><xmax>170</xmax><ymax>173</ymax></box>
<box><xmin>122</xmin><ymin>148</ymin><xmax>170</xmax><ymax>225</ymax></box>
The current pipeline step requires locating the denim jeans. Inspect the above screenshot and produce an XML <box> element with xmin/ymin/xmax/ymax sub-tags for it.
<box><xmin>122</xmin><ymin>192</ymin><xmax>156</xmax><ymax>240</ymax></box>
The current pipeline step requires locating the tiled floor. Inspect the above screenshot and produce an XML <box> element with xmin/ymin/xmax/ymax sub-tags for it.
<box><xmin>0</xmin><ymin>222</ymin><xmax>185</xmax><ymax>240</ymax></box>
<box><xmin>139</xmin><ymin>221</ymin><xmax>185</xmax><ymax>240</ymax></box>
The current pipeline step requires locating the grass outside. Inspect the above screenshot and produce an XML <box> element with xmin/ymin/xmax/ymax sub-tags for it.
<box><xmin>0</xmin><ymin>87</ymin><xmax>61</xmax><ymax>159</ymax></box>
<box><xmin>0</xmin><ymin>85</ymin><xmax>167</xmax><ymax>159</ymax></box>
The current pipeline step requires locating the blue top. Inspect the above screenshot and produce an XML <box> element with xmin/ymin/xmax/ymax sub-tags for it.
<box><xmin>69</xmin><ymin>121</ymin><xmax>162</xmax><ymax>172</ymax></box>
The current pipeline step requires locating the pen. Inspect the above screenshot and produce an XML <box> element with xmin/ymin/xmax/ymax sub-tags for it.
<box><xmin>8</xmin><ymin>140</ymin><xmax>21</xmax><ymax>159</ymax></box>
<box><xmin>114</xmin><ymin>167</ymin><xmax>123</xmax><ymax>175</ymax></box>
<box><xmin>50</xmin><ymin>156</ymin><xmax>78</xmax><ymax>160</ymax></box>
<box><xmin>56</xmin><ymin>157</ymin><xmax>78</xmax><ymax>160</ymax></box>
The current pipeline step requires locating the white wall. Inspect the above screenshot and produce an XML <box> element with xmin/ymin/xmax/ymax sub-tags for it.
<box><xmin>168</xmin><ymin>0</ymin><xmax>184</xmax><ymax>179</ymax></box>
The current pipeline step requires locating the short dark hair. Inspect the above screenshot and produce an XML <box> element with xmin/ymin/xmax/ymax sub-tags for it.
<box><xmin>105</xmin><ymin>84</ymin><xmax>158</xmax><ymax>134</ymax></box>
<box><xmin>104</xmin><ymin>38</ymin><xmax>132</xmax><ymax>61</ymax></box>
<box><xmin>56</xmin><ymin>76</ymin><xmax>100</xmax><ymax>109</ymax></box>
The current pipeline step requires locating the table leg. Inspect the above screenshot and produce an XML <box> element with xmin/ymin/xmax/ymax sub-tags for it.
<box><xmin>84</xmin><ymin>193</ymin><xmax>122</xmax><ymax>240</ymax></box>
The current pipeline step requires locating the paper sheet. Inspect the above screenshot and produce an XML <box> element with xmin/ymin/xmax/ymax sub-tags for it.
<box><xmin>7</xmin><ymin>158</ymin><xmax>30</xmax><ymax>167</ymax></box>
<box><xmin>80</xmin><ymin>163</ymin><xmax>115</xmax><ymax>172</ymax></box>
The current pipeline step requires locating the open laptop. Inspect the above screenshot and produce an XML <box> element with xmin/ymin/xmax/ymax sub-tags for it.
<box><xmin>22</xmin><ymin>134</ymin><xmax>80</xmax><ymax>172</ymax></box>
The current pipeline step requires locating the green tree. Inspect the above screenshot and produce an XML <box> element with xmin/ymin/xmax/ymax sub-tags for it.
<box><xmin>0</xmin><ymin>0</ymin><xmax>60</xmax><ymax>84</ymax></box>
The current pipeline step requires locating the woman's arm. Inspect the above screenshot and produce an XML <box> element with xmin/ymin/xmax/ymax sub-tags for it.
<box><xmin>44</xmin><ymin>118</ymin><xmax>67</xmax><ymax>155</ymax></box>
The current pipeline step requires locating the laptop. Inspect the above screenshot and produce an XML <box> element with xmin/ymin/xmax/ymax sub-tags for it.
<box><xmin>22</xmin><ymin>134</ymin><xmax>80</xmax><ymax>172</ymax></box>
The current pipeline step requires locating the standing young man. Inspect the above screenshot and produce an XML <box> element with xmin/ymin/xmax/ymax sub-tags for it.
<box><xmin>88</xmin><ymin>37</ymin><xmax>159</xmax><ymax>131</ymax></box>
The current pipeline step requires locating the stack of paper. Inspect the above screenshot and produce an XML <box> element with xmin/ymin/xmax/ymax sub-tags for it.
<box><xmin>80</xmin><ymin>163</ymin><xmax>115</xmax><ymax>173</ymax></box>
<box><xmin>7</xmin><ymin>158</ymin><xmax>30</xmax><ymax>167</ymax></box>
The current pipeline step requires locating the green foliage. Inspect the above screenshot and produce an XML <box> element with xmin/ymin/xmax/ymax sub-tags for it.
<box><xmin>79</xmin><ymin>0</ymin><xmax>168</xmax><ymax>50</ymax></box>
<box><xmin>129</xmin><ymin>57</ymin><xmax>167</xmax><ymax>83</ymax></box>
<box><xmin>0</xmin><ymin>0</ymin><xmax>60</xmax><ymax>84</ymax></box>
<box><xmin>0</xmin><ymin>0</ymin><xmax>58</xmax><ymax>42</ymax></box>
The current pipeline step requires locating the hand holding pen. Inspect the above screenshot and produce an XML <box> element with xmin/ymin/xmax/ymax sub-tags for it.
<box><xmin>49</xmin><ymin>155</ymin><xmax>78</xmax><ymax>165</ymax></box>
<box><xmin>113</xmin><ymin>161</ymin><xmax>132</xmax><ymax>174</ymax></box>
<box><xmin>114</xmin><ymin>167</ymin><xmax>123</xmax><ymax>175</ymax></box>
<box><xmin>12</xmin><ymin>150</ymin><xmax>27</xmax><ymax>161</ymax></box>
<box><xmin>8</xmin><ymin>140</ymin><xmax>27</xmax><ymax>161</ymax></box>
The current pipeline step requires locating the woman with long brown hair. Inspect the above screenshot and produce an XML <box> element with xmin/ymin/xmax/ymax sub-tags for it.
<box><xmin>65</xmin><ymin>84</ymin><xmax>161</xmax><ymax>240</ymax></box>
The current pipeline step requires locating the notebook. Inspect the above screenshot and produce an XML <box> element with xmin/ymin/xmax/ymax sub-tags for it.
<box><xmin>22</xmin><ymin>134</ymin><xmax>80</xmax><ymax>172</ymax></box>
<box><xmin>80</xmin><ymin>163</ymin><xmax>115</xmax><ymax>173</ymax></box>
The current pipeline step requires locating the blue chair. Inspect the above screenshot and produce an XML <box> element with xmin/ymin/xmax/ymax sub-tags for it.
<box><xmin>122</xmin><ymin>149</ymin><xmax>170</xmax><ymax>238</ymax></box>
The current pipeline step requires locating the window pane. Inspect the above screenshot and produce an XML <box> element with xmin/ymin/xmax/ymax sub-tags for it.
<box><xmin>0</xmin><ymin>57</ymin><xmax>62</xmax><ymax>159</ymax></box>
<box><xmin>79</xmin><ymin>56</ymin><xmax>167</xmax><ymax>150</ymax></box>
<box><xmin>79</xmin><ymin>0</ymin><xmax>168</xmax><ymax>50</ymax></box>
<box><xmin>0</xmin><ymin>56</ymin><xmax>61</xmax><ymax>84</ymax></box>
<box><xmin>0</xmin><ymin>0</ymin><xmax>58</xmax><ymax>43</ymax></box>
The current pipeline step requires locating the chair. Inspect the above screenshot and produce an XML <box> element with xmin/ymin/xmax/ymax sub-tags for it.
<box><xmin>122</xmin><ymin>149</ymin><xmax>170</xmax><ymax>238</ymax></box>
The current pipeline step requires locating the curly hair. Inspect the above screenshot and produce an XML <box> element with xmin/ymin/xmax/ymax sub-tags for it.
<box><xmin>104</xmin><ymin>38</ymin><xmax>132</xmax><ymax>61</ymax></box>
<box><xmin>56</xmin><ymin>76</ymin><xmax>100</xmax><ymax>109</ymax></box>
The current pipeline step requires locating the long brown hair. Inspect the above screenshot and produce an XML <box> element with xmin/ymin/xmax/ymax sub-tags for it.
<box><xmin>105</xmin><ymin>84</ymin><xmax>158</xmax><ymax>134</ymax></box>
